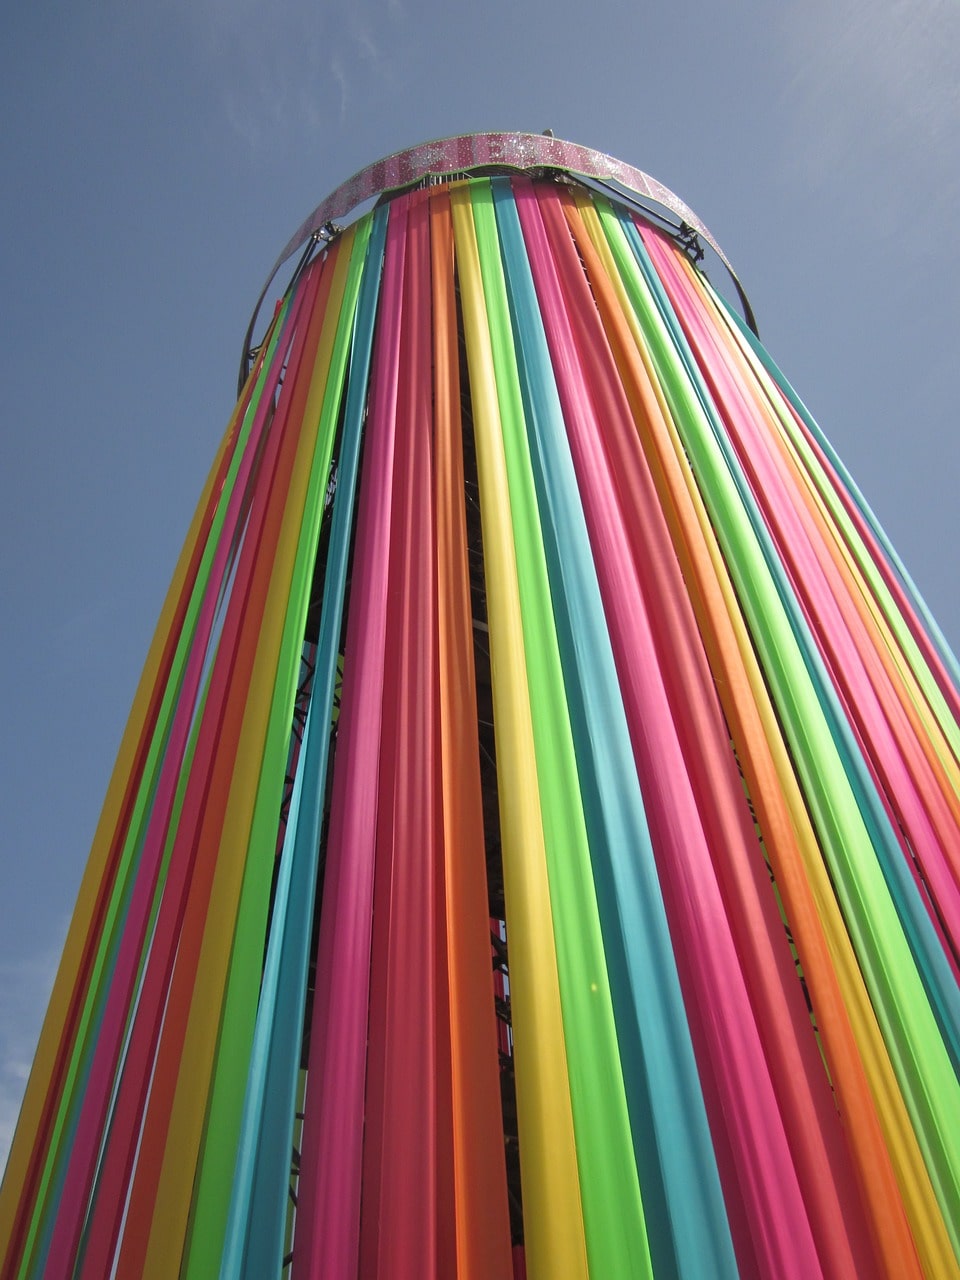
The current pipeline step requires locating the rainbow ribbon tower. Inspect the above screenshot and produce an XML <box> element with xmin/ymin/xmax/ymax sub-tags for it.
<box><xmin>3</xmin><ymin>134</ymin><xmax>960</xmax><ymax>1279</ymax></box>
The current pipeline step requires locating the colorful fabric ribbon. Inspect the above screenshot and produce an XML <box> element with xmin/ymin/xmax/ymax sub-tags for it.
<box><xmin>3</xmin><ymin>170</ymin><xmax>959</xmax><ymax>1279</ymax></box>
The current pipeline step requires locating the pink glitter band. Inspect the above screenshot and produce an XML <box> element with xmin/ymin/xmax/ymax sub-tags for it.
<box><xmin>240</xmin><ymin>133</ymin><xmax>755</xmax><ymax>391</ymax></box>
<box><xmin>271</xmin><ymin>132</ymin><xmax>733</xmax><ymax>284</ymax></box>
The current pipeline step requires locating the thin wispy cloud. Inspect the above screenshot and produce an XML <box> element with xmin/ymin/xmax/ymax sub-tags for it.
<box><xmin>353</xmin><ymin>16</ymin><xmax>383</xmax><ymax>67</ymax></box>
<box><xmin>174</xmin><ymin>0</ymin><xmax>409</xmax><ymax>153</ymax></box>
<box><xmin>778</xmin><ymin>0</ymin><xmax>960</xmax><ymax>237</ymax></box>
<box><xmin>0</xmin><ymin>948</ymin><xmax>60</xmax><ymax>1173</ymax></box>
<box><xmin>330</xmin><ymin>53</ymin><xmax>349</xmax><ymax>124</ymax></box>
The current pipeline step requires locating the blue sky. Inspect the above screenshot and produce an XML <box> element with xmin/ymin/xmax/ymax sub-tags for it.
<box><xmin>2</xmin><ymin>0</ymin><xmax>959</xmax><ymax>1167</ymax></box>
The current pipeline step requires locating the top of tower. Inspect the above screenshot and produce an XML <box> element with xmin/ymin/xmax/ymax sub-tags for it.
<box><xmin>275</xmin><ymin>131</ymin><xmax>733</xmax><ymax>285</ymax></box>
<box><xmin>240</xmin><ymin>132</ymin><xmax>756</xmax><ymax>391</ymax></box>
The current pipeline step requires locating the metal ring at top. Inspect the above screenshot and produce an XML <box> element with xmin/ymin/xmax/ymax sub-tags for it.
<box><xmin>241</xmin><ymin>132</ymin><xmax>756</xmax><ymax>391</ymax></box>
